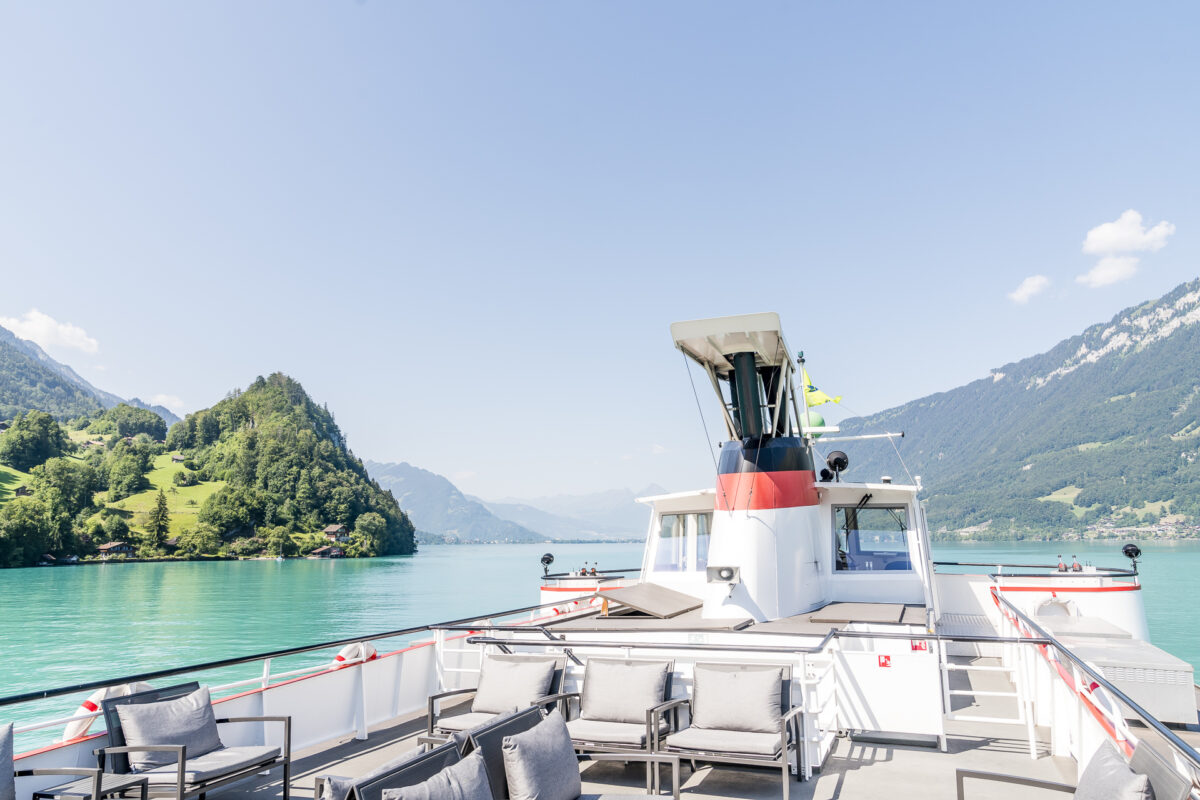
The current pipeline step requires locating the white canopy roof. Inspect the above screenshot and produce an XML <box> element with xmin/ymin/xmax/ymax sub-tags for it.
<box><xmin>670</xmin><ymin>312</ymin><xmax>793</xmax><ymax>376</ymax></box>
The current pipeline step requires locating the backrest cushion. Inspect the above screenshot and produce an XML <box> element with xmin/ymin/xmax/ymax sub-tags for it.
<box><xmin>500</xmin><ymin>711</ymin><xmax>580</xmax><ymax>800</ymax></box>
<box><xmin>379</xmin><ymin>750</ymin><xmax>491</xmax><ymax>800</ymax></box>
<box><xmin>471</xmin><ymin>658</ymin><xmax>557</xmax><ymax>715</ymax></box>
<box><xmin>691</xmin><ymin>664</ymin><xmax>783</xmax><ymax>734</ymax></box>
<box><xmin>579</xmin><ymin>659</ymin><xmax>671</xmax><ymax>725</ymax></box>
<box><xmin>1</xmin><ymin>722</ymin><xmax>15</xmax><ymax>800</ymax></box>
<box><xmin>468</xmin><ymin>707</ymin><xmax>545</xmax><ymax>800</ymax></box>
<box><xmin>115</xmin><ymin>686</ymin><xmax>224</xmax><ymax>772</ymax></box>
<box><xmin>101</xmin><ymin>682</ymin><xmax>201</xmax><ymax>773</ymax></box>
<box><xmin>1075</xmin><ymin>740</ymin><xmax>1152</xmax><ymax>800</ymax></box>
<box><xmin>352</xmin><ymin>742</ymin><xmax>462</xmax><ymax>800</ymax></box>
<box><xmin>1128</xmin><ymin>741</ymin><xmax>1190</xmax><ymax>800</ymax></box>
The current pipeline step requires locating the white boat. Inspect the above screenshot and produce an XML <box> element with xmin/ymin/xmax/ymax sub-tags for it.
<box><xmin>5</xmin><ymin>313</ymin><xmax>1199</xmax><ymax>799</ymax></box>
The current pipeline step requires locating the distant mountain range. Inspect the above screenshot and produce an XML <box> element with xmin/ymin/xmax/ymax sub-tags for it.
<box><xmin>366</xmin><ymin>460</ymin><xmax>660</xmax><ymax>544</ymax></box>
<box><xmin>838</xmin><ymin>278</ymin><xmax>1200</xmax><ymax>536</ymax></box>
<box><xmin>0</xmin><ymin>325</ymin><xmax>180</xmax><ymax>424</ymax></box>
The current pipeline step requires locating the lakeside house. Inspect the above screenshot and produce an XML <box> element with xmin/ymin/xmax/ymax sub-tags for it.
<box><xmin>14</xmin><ymin>485</ymin><xmax>32</xmax><ymax>497</ymax></box>
<box><xmin>98</xmin><ymin>541</ymin><xmax>134</xmax><ymax>558</ymax></box>
<box><xmin>310</xmin><ymin>545</ymin><xmax>344</xmax><ymax>558</ymax></box>
<box><xmin>322</xmin><ymin>524</ymin><xmax>350</xmax><ymax>542</ymax></box>
<box><xmin>171</xmin><ymin>454</ymin><xmax>186</xmax><ymax>463</ymax></box>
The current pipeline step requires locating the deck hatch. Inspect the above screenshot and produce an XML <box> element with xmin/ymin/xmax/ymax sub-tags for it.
<box><xmin>596</xmin><ymin>583</ymin><xmax>703</xmax><ymax>619</ymax></box>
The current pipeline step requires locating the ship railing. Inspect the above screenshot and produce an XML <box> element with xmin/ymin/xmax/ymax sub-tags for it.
<box><xmin>991</xmin><ymin>590</ymin><xmax>1200</xmax><ymax>795</ymax></box>
<box><xmin>0</xmin><ymin>597</ymin><xmax>600</xmax><ymax>752</ymax></box>
<box><xmin>933</xmin><ymin>560</ymin><xmax>1139</xmax><ymax>580</ymax></box>
<box><xmin>540</xmin><ymin>567</ymin><xmax>640</xmax><ymax>587</ymax></box>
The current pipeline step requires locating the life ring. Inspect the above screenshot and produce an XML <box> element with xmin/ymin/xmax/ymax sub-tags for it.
<box><xmin>331</xmin><ymin>641</ymin><xmax>377</xmax><ymax>669</ymax></box>
<box><xmin>60</xmin><ymin>682</ymin><xmax>152</xmax><ymax>741</ymax></box>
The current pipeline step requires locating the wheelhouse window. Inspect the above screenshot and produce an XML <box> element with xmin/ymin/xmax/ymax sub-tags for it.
<box><xmin>834</xmin><ymin>505</ymin><xmax>912</xmax><ymax>572</ymax></box>
<box><xmin>651</xmin><ymin>512</ymin><xmax>713</xmax><ymax>573</ymax></box>
<box><xmin>653</xmin><ymin>514</ymin><xmax>687</xmax><ymax>572</ymax></box>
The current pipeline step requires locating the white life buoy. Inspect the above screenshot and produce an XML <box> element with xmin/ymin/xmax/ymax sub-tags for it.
<box><xmin>60</xmin><ymin>682</ymin><xmax>153</xmax><ymax>741</ymax></box>
<box><xmin>331</xmin><ymin>641</ymin><xmax>377</xmax><ymax>669</ymax></box>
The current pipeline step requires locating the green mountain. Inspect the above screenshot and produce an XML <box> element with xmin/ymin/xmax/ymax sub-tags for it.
<box><xmin>837</xmin><ymin>278</ymin><xmax>1200</xmax><ymax>538</ymax></box>
<box><xmin>168</xmin><ymin>374</ymin><xmax>415</xmax><ymax>555</ymax></box>
<box><xmin>0</xmin><ymin>324</ymin><xmax>180</xmax><ymax>424</ymax></box>
<box><xmin>366</xmin><ymin>461</ymin><xmax>545</xmax><ymax>543</ymax></box>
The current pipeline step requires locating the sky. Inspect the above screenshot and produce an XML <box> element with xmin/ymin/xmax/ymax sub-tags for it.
<box><xmin>1</xmin><ymin>2</ymin><xmax>1198</xmax><ymax>499</ymax></box>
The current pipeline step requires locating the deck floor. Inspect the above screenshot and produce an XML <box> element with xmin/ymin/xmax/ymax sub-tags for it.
<box><xmin>208</xmin><ymin>657</ymin><xmax>1091</xmax><ymax>800</ymax></box>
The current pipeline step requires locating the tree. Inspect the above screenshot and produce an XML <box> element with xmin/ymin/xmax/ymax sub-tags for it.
<box><xmin>354</xmin><ymin>512</ymin><xmax>386</xmax><ymax>556</ymax></box>
<box><xmin>102</xmin><ymin>513</ymin><xmax>130</xmax><ymax>542</ymax></box>
<box><xmin>98</xmin><ymin>404</ymin><xmax>168</xmax><ymax>440</ymax></box>
<box><xmin>264</xmin><ymin>526</ymin><xmax>294</xmax><ymax>557</ymax></box>
<box><xmin>176</xmin><ymin>525</ymin><xmax>222</xmax><ymax>555</ymax></box>
<box><xmin>145</xmin><ymin>489</ymin><xmax>171</xmax><ymax>552</ymax></box>
<box><xmin>0</xmin><ymin>497</ymin><xmax>50</xmax><ymax>567</ymax></box>
<box><xmin>0</xmin><ymin>410</ymin><xmax>70</xmax><ymax>471</ymax></box>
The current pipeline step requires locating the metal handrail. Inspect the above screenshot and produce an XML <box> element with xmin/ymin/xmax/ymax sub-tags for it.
<box><xmin>934</xmin><ymin>560</ymin><xmax>1137</xmax><ymax>578</ymax></box>
<box><xmin>0</xmin><ymin>598</ymin><xmax>572</xmax><ymax>709</ymax></box>
<box><xmin>993</xmin><ymin>591</ymin><xmax>1200</xmax><ymax>773</ymax></box>
<box><xmin>542</xmin><ymin>567</ymin><xmax>639</xmax><ymax>579</ymax></box>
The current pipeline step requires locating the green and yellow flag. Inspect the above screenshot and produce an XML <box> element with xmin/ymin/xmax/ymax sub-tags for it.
<box><xmin>802</xmin><ymin>368</ymin><xmax>841</xmax><ymax>408</ymax></box>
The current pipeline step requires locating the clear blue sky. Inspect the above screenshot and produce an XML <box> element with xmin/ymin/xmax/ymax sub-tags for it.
<box><xmin>1</xmin><ymin>2</ymin><xmax>1197</xmax><ymax>499</ymax></box>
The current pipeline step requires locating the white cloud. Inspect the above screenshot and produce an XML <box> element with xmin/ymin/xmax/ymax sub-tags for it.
<box><xmin>651</xmin><ymin>443</ymin><xmax>667</xmax><ymax>455</ymax></box>
<box><xmin>1076</xmin><ymin>256</ymin><xmax>1140</xmax><ymax>288</ymax></box>
<box><xmin>1083</xmin><ymin>210</ymin><xmax>1174</xmax><ymax>255</ymax></box>
<box><xmin>1008</xmin><ymin>275</ymin><xmax>1050</xmax><ymax>304</ymax></box>
<box><xmin>150</xmin><ymin>394</ymin><xmax>186</xmax><ymax>414</ymax></box>
<box><xmin>0</xmin><ymin>309</ymin><xmax>99</xmax><ymax>354</ymax></box>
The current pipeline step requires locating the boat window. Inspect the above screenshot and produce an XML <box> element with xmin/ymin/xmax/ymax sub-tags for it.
<box><xmin>833</xmin><ymin>505</ymin><xmax>912</xmax><ymax>572</ymax></box>
<box><xmin>695</xmin><ymin>513</ymin><xmax>712</xmax><ymax>569</ymax></box>
<box><xmin>653</xmin><ymin>514</ymin><xmax>688</xmax><ymax>572</ymax></box>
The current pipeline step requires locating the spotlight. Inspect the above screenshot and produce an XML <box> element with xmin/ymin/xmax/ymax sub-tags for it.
<box><xmin>540</xmin><ymin>552</ymin><xmax>555</xmax><ymax>576</ymax></box>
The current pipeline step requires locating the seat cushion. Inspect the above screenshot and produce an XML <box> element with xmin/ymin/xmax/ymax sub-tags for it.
<box><xmin>1075</xmin><ymin>741</ymin><xmax>1152</xmax><ymax>800</ymax></box>
<box><xmin>579</xmin><ymin>660</ymin><xmax>670</xmax><ymax>725</ymax></box>
<box><xmin>501</xmin><ymin>711</ymin><xmax>581</xmax><ymax>800</ymax></box>
<box><xmin>664</xmin><ymin>727</ymin><xmax>782</xmax><ymax>757</ymax></box>
<box><xmin>1</xmin><ymin>723</ymin><xmax>15</xmax><ymax>800</ymax></box>
<box><xmin>690</xmin><ymin>665</ymin><xmax>782</xmax><ymax>734</ymax></box>
<box><xmin>379</xmin><ymin>750</ymin><xmax>491</xmax><ymax>800</ymax></box>
<box><xmin>437</xmin><ymin>712</ymin><xmax>498</xmax><ymax>734</ymax></box>
<box><xmin>567</xmin><ymin>719</ymin><xmax>669</xmax><ymax>748</ymax></box>
<box><xmin>139</xmin><ymin>745</ymin><xmax>280</xmax><ymax>784</ymax></box>
<box><xmin>471</xmin><ymin>658</ymin><xmax>556</xmax><ymax>715</ymax></box>
<box><xmin>116</xmin><ymin>686</ymin><xmax>225</xmax><ymax>772</ymax></box>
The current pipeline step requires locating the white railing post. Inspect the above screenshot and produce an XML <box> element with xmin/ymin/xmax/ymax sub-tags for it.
<box><xmin>261</xmin><ymin>658</ymin><xmax>272</xmax><ymax>690</ymax></box>
<box><xmin>356</xmin><ymin>660</ymin><xmax>369</xmax><ymax>741</ymax></box>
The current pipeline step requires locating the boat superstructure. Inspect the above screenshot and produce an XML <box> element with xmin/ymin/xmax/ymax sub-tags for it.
<box><xmin>5</xmin><ymin>313</ymin><xmax>1200</xmax><ymax>800</ymax></box>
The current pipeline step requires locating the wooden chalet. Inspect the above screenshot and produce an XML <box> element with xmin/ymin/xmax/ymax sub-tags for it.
<box><xmin>97</xmin><ymin>541</ymin><xmax>134</xmax><ymax>557</ymax></box>
<box><xmin>322</xmin><ymin>524</ymin><xmax>350</xmax><ymax>542</ymax></box>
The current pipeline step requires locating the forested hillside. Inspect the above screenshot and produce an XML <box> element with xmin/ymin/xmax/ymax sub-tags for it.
<box><xmin>838</xmin><ymin>279</ymin><xmax>1200</xmax><ymax>538</ymax></box>
<box><xmin>168</xmin><ymin>374</ymin><xmax>415</xmax><ymax>557</ymax></box>
<box><xmin>0</xmin><ymin>324</ymin><xmax>179</xmax><ymax>424</ymax></box>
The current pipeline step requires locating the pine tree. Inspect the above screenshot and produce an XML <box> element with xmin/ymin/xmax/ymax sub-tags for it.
<box><xmin>146</xmin><ymin>489</ymin><xmax>171</xmax><ymax>552</ymax></box>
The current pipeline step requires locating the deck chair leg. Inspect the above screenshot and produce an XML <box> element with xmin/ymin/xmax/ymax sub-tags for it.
<box><xmin>283</xmin><ymin>761</ymin><xmax>291</xmax><ymax>800</ymax></box>
<box><xmin>781</xmin><ymin>763</ymin><xmax>789</xmax><ymax>800</ymax></box>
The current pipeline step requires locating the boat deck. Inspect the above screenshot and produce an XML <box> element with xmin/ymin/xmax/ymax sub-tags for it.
<box><xmin>207</xmin><ymin>658</ymin><xmax>1091</xmax><ymax>800</ymax></box>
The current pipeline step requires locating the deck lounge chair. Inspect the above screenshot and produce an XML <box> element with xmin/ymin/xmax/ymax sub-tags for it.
<box><xmin>426</xmin><ymin>655</ymin><xmax>566</xmax><ymax>737</ymax></box>
<box><xmin>956</xmin><ymin>739</ymin><xmax>1191</xmax><ymax>800</ymax></box>
<box><xmin>5</xmin><ymin>722</ymin><xmax>113</xmax><ymax>800</ymax></box>
<box><xmin>544</xmin><ymin>658</ymin><xmax>675</xmax><ymax>792</ymax></box>
<box><xmin>467</xmin><ymin>707</ymin><xmax>680</xmax><ymax>800</ymax></box>
<box><xmin>654</xmin><ymin>662</ymin><xmax>802</xmax><ymax>800</ymax></box>
<box><xmin>93</xmin><ymin>682</ymin><xmax>291</xmax><ymax>800</ymax></box>
<box><xmin>315</xmin><ymin>739</ymin><xmax>466</xmax><ymax>800</ymax></box>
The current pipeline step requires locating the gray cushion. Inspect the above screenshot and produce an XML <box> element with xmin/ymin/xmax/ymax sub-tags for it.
<box><xmin>472</xmin><ymin>658</ymin><xmax>556</xmax><ymax>716</ymax></box>
<box><xmin>664</xmin><ymin>727</ymin><xmax>782</xmax><ymax>756</ymax></box>
<box><xmin>116</xmin><ymin>686</ymin><xmax>224</xmax><ymax>772</ymax></box>
<box><xmin>322</xmin><ymin>741</ymin><xmax>457</xmax><ymax>800</ymax></box>
<box><xmin>567</xmin><ymin>718</ymin><xmax>669</xmax><ymax>748</ymax></box>
<box><xmin>579</xmin><ymin>661</ymin><xmax>670</xmax><ymax>725</ymax></box>
<box><xmin>1075</xmin><ymin>740</ymin><xmax>1152</xmax><ymax>800</ymax></box>
<box><xmin>380</xmin><ymin>750</ymin><xmax>491</xmax><ymax>800</ymax></box>
<box><xmin>437</xmin><ymin>712</ymin><xmax>499</xmax><ymax>734</ymax></box>
<box><xmin>1</xmin><ymin>722</ymin><xmax>15</xmax><ymax>800</ymax></box>
<box><xmin>690</xmin><ymin>665</ymin><xmax>782</xmax><ymax>734</ymax></box>
<box><xmin>139</xmin><ymin>745</ymin><xmax>280</xmax><ymax>784</ymax></box>
<box><xmin>501</xmin><ymin>710</ymin><xmax>581</xmax><ymax>800</ymax></box>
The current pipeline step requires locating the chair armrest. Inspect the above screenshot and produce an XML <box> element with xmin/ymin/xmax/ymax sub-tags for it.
<box><xmin>427</xmin><ymin>688</ymin><xmax>478</xmax><ymax>735</ymax></box>
<box><xmin>15</xmin><ymin>767</ymin><xmax>102</xmax><ymax>778</ymax></box>
<box><xmin>648</xmin><ymin>697</ymin><xmax>689</xmax><ymax>743</ymax></box>
<box><xmin>538</xmin><ymin>691</ymin><xmax>580</xmax><ymax>718</ymax></box>
<box><xmin>781</xmin><ymin>705</ymin><xmax>805</xmax><ymax>723</ymax></box>
<box><xmin>955</xmin><ymin>769</ymin><xmax>1075</xmax><ymax>800</ymax></box>
<box><xmin>94</xmin><ymin>746</ymin><xmax>186</xmax><ymax>788</ymax></box>
<box><xmin>581</xmin><ymin>754</ymin><xmax>680</xmax><ymax>799</ymax></box>
<box><xmin>215</xmin><ymin>716</ymin><xmax>292</xmax><ymax>758</ymax></box>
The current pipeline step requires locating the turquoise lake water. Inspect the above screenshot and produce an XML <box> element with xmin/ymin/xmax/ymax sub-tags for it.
<box><xmin>2</xmin><ymin>540</ymin><xmax>1197</xmax><ymax>749</ymax></box>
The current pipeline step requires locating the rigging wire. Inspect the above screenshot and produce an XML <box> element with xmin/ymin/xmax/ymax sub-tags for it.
<box><xmin>682</xmin><ymin>352</ymin><xmax>731</xmax><ymax>510</ymax></box>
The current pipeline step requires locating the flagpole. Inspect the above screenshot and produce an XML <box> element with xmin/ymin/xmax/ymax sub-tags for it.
<box><xmin>798</xmin><ymin>351</ymin><xmax>814</xmax><ymax>437</ymax></box>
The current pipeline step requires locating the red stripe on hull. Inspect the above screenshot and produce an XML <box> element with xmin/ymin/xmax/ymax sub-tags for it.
<box><xmin>716</xmin><ymin>470</ymin><xmax>818</xmax><ymax>511</ymax></box>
